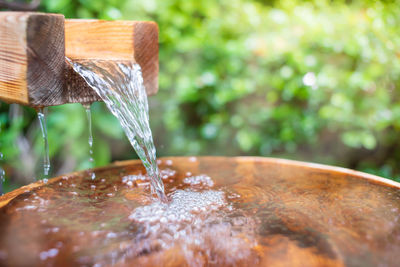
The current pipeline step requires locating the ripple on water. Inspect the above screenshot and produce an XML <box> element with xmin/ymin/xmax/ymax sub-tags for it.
<box><xmin>127</xmin><ymin>183</ymin><xmax>258</xmax><ymax>265</ymax></box>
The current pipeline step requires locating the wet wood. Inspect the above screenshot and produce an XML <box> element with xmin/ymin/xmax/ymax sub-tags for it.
<box><xmin>64</xmin><ymin>20</ymin><xmax>159</xmax><ymax>104</ymax></box>
<box><xmin>0</xmin><ymin>13</ymin><xmax>159</xmax><ymax>107</ymax></box>
<box><xmin>0</xmin><ymin>12</ymin><xmax>65</xmax><ymax>106</ymax></box>
<box><xmin>0</xmin><ymin>157</ymin><xmax>399</xmax><ymax>266</ymax></box>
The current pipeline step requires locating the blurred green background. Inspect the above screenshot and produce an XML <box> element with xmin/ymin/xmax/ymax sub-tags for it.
<box><xmin>1</xmin><ymin>0</ymin><xmax>400</xmax><ymax>192</ymax></box>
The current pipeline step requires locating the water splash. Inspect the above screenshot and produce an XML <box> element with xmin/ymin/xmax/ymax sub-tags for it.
<box><xmin>83</xmin><ymin>103</ymin><xmax>96</xmax><ymax>179</ymax></box>
<box><xmin>37</xmin><ymin>107</ymin><xmax>50</xmax><ymax>177</ymax></box>
<box><xmin>68</xmin><ymin>59</ymin><xmax>166</xmax><ymax>201</ymax></box>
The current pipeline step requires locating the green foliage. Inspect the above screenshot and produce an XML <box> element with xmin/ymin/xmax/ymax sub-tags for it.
<box><xmin>2</xmin><ymin>0</ymin><xmax>400</xmax><ymax>191</ymax></box>
<box><xmin>121</xmin><ymin>0</ymin><xmax>400</xmax><ymax>177</ymax></box>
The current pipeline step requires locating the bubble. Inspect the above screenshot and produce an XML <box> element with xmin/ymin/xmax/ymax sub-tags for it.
<box><xmin>122</xmin><ymin>174</ymin><xmax>147</xmax><ymax>183</ymax></box>
<box><xmin>160</xmin><ymin>168</ymin><xmax>176</xmax><ymax>179</ymax></box>
<box><xmin>122</xmin><ymin>168</ymin><xmax>176</xmax><ymax>187</ymax></box>
<box><xmin>129</xmin><ymin>189</ymin><xmax>225</xmax><ymax>225</ymax></box>
<box><xmin>183</xmin><ymin>175</ymin><xmax>214</xmax><ymax>187</ymax></box>
<box><xmin>127</xmin><ymin>187</ymin><xmax>257</xmax><ymax>265</ymax></box>
<box><xmin>39</xmin><ymin>248</ymin><xmax>58</xmax><ymax>260</ymax></box>
<box><xmin>106</xmin><ymin>232</ymin><xmax>117</xmax><ymax>239</ymax></box>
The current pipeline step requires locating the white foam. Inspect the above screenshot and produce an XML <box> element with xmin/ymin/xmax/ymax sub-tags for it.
<box><xmin>129</xmin><ymin>189</ymin><xmax>225</xmax><ymax>224</ymax></box>
<box><xmin>127</xmin><ymin>188</ymin><xmax>257</xmax><ymax>265</ymax></box>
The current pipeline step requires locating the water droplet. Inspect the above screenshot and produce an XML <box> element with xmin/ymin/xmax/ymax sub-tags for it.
<box><xmin>183</xmin><ymin>175</ymin><xmax>214</xmax><ymax>187</ymax></box>
<box><xmin>106</xmin><ymin>232</ymin><xmax>117</xmax><ymax>239</ymax></box>
<box><xmin>37</xmin><ymin>107</ymin><xmax>50</xmax><ymax>178</ymax></box>
<box><xmin>83</xmin><ymin>103</ymin><xmax>95</xmax><ymax>167</ymax></box>
<box><xmin>39</xmin><ymin>248</ymin><xmax>58</xmax><ymax>260</ymax></box>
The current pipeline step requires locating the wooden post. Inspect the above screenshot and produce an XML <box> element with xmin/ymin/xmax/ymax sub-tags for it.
<box><xmin>0</xmin><ymin>13</ymin><xmax>159</xmax><ymax>107</ymax></box>
<box><xmin>0</xmin><ymin>12</ymin><xmax>65</xmax><ymax>107</ymax></box>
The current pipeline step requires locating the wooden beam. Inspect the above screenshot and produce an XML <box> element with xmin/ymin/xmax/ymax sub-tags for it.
<box><xmin>0</xmin><ymin>12</ymin><xmax>65</xmax><ymax>107</ymax></box>
<box><xmin>64</xmin><ymin>20</ymin><xmax>159</xmax><ymax>104</ymax></box>
<box><xmin>0</xmin><ymin>13</ymin><xmax>159</xmax><ymax>107</ymax></box>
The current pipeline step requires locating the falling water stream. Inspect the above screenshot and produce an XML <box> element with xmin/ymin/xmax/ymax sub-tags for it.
<box><xmin>37</xmin><ymin>107</ymin><xmax>50</xmax><ymax>178</ymax></box>
<box><xmin>83</xmin><ymin>103</ymin><xmax>96</xmax><ymax>179</ymax></box>
<box><xmin>69</xmin><ymin>59</ymin><xmax>166</xmax><ymax>200</ymax></box>
<box><xmin>0</xmin><ymin>151</ymin><xmax>4</xmax><ymax>195</ymax></box>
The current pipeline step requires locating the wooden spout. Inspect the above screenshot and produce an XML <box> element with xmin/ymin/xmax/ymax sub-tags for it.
<box><xmin>0</xmin><ymin>12</ymin><xmax>159</xmax><ymax>107</ymax></box>
<box><xmin>65</xmin><ymin>19</ymin><xmax>159</xmax><ymax>105</ymax></box>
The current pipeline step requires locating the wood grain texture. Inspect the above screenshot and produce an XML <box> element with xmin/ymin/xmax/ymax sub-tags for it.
<box><xmin>65</xmin><ymin>20</ymin><xmax>135</xmax><ymax>61</ymax></box>
<box><xmin>132</xmin><ymin>21</ymin><xmax>159</xmax><ymax>96</ymax></box>
<box><xmin>0</xmin><ymin>12</ymin><xmax>65</xmax><ymax>106</ymax></box>
<box><xmin>26</xmin><ymin>13</ymin><xmax>65</xmax><ymax>106</ymax></box>
<box><xmin>0</xmin><ymin>14</ymin><xmax>159</xmax><ymax>107</ymax></box>
<box><xmin>64</xmin><ymin>19</ymin><xmax>159</xmax><ymax>104</ymax></box>
<box><xmin>0</xmin><ymin>12</ymin><xmax>29</xmax><ymax>105</ymax></box>
<box><xmin>0</xmin><ymin>157</ymin><xmax>399</xmax><ymax>266</ymax></box>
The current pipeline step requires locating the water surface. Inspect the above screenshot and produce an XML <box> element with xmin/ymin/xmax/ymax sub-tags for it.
<box><xmin>0</xmin><ymin>157</ymin><xmax>399</xmax><ymax>266</ymax></box>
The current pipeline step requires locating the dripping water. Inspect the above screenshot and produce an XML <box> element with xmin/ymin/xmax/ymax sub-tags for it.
<box><xmin>83</xmin><ymin>103</ymin><xmax>96</xmax><ymax>179</ymax></box>
<box><xmin>0</xmin><ymin>118</ymin><xmax>4</xmax><ymax>195</ymax></box>
<box><xmin>68</xmin><ymin>59</ymin><xmax>166</xmax><ymax>201</ymax></box>
<box><xmin>0</xmin><ymin>152</ymin><xmax>4</xmax><ymax>195</ymax></box>
<box><xmin>37</xmin><ymin>107</ymin><xmax>50</xmax><ymax>178</ymax></box>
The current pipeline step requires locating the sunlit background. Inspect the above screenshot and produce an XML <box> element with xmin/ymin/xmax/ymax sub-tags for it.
<box><xmin>1</xmin><ymin>0</ymin><xmax>400</xmax><ymax>192</ymax></box>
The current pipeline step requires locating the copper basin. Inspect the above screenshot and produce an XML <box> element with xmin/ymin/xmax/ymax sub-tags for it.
<box><xmin>0</xmin><ymin>157</ymin><xmax>399</xmax><ymax>266</ymax></box>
